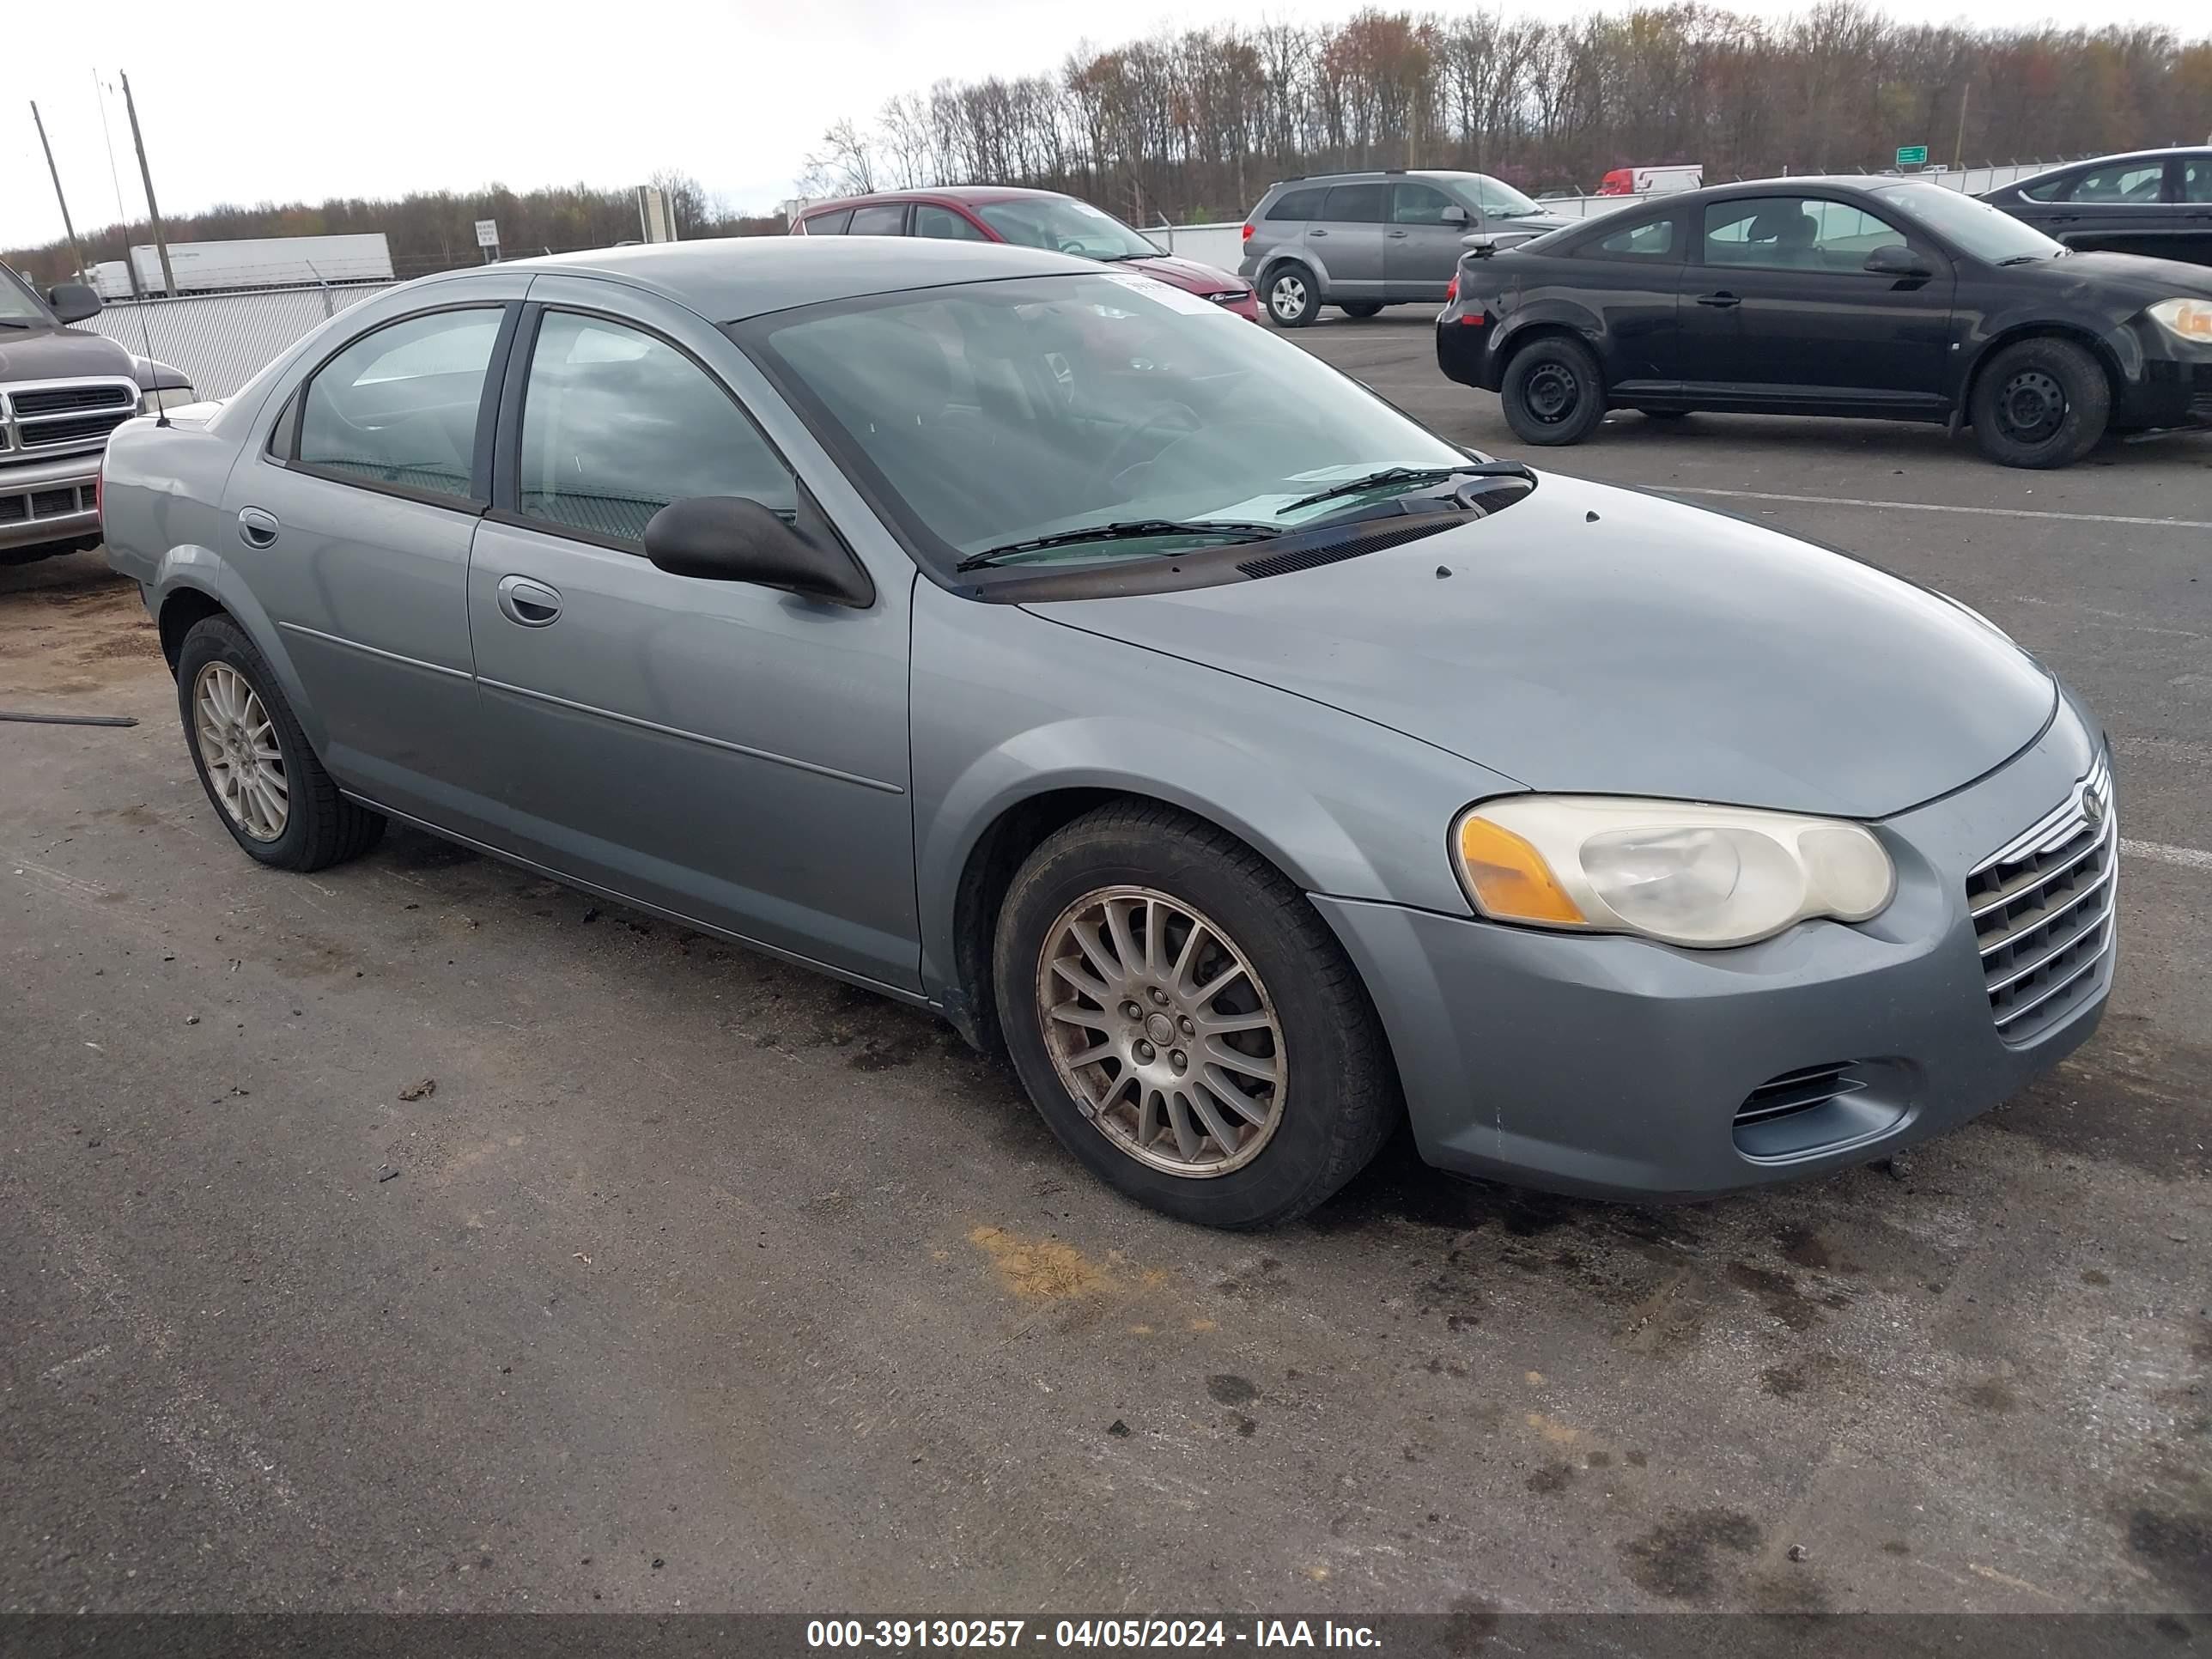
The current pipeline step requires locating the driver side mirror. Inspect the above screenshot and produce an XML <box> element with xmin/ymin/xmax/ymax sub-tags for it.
<box><xmin>47</xmin><ymin>283</ymin><xmax>101</xmax><ymax>325</ymax></box>
<box><xmin>1439</xmin><ymin>204</ymin><xmax>1470</xmax><ymax>226</ymax></box>
<box><xmin>1863</xmin><ymin>245</ymin><xmax>1934</xmax><ymax>280</ymax></box>
<box><xmin>643</xmin><ymin>495</ymin><xmax>873</xmax><ymax>608</ymax></box>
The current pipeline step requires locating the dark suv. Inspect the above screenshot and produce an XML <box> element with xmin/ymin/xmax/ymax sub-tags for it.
<box><xmin>1979</xmin><ymin>149</ymin><xmax>2212</xmax><ymax>266</ymax></box>
<box><xmin>2</xmin><ymin>262</ymin><xmax>193</xmax><ymax>565</ymax></box>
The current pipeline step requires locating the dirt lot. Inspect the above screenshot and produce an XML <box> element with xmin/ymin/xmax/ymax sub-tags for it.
<box><xmin>3</xmin><ymin>327</ymin><xmax>2209</xmax><ymax>1620</ymax></box>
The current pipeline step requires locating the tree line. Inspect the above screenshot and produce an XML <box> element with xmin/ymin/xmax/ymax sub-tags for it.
<box><xmin>805</xmin><ymin>2</ymin><xmax>2211</xmax><ymax>224</ymax></box>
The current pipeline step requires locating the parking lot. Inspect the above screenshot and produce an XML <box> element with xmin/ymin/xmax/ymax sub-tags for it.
<box><xmin>4</xmin><ymin>311</ymin><xmax>2209</xmax><ymax>1620</ymax></box>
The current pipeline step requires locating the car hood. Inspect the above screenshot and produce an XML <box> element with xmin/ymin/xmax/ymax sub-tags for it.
<box><xmin>2028</xmin><ymin>249</ymin><xmax>2212</xmax><ymax>302</ymax></box>
<box><xmin>1023</xmin><ymin>477</ymin><xmax>2057</xmax><ymax>819</ymax></box>
<box><xmin>0</xmin><ymin>322</ymin><xmax>139</xmax><ymax>384</ymax></box>
<box><xmin>1122</xmin><ymin>253</ymin><xmax>1248</xmax><ymax>295</ymax></box>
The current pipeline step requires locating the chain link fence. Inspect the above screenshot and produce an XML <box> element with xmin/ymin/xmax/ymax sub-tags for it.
<box><xmin>85</xmin><ymin>280</ymin><xmax>400</xmax><ymax>401</ymax></box>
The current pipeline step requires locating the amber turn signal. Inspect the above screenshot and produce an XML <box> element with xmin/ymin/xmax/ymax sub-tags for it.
<box><xmin>1455</xmin><ymin>815</ymin><xmax>1588</xmax><ymax>926</ymax></box>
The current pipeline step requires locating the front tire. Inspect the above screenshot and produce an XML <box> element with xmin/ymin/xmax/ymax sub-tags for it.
<box><xmin>994</xmin><ymin>802</ymin><xmax>1397</xmax><ymax>1229</ymax></box>
<box><xmin>1501</xmin><ymin>335</ymin><xmax>1607</xmax><ymax>446</ymax></box>
<box><xmin>1971</xmin><ymin>337</ymin><xmax>2109</xmax><ymax>469</ymax></box>
<box><xmin>1265</xmin><ymin>264</ymin><xmax>1322</xmax><ymax>328</ymax></box>
<box><xmin>176</xmin><ymin>616</ymin><xmax>385</xmax><ymax>871</ymax></box>
<box><xmin>1340</xmin><ymin>302</ymin><xmax>1384</xmax><ymax>319</ymax></box>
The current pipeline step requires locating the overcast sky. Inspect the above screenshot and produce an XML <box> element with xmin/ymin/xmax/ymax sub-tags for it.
<box><xmin>4</xmin><ymin>0</ymin><xmax>2197</xmax><ymax>252</ymax></box>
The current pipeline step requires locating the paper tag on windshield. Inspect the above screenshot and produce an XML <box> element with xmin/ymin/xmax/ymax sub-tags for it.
<box><xmin>1097</xmin><ymin>271</ymin><xmax>1218</xmax><ymax>316</ymax></box>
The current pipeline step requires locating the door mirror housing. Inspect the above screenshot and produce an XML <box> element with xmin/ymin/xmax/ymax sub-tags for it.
<box><xmin>1439</xmin><ymin>204</ymin><xmax>1470</xmax><ymax>226</ymax></box>
<box><xmin>1863</xmin><ymin>245</ymin><xmax>1934</xmax><ymax>280</ymax></box>
<box><xmin>643</xmin><ymin>496</ymin><xmax>872</xmax><ymax>608</ymax></box>
<box><xmin>47</xmin><ymin>283</ymin><xmax>101</xmax><ymax>325</ymax></box>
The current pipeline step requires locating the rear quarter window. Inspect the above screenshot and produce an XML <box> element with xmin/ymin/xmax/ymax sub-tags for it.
<box><xmin>803</xmin><ymin>209</ymin><xmax>854</xmax><ymax>235</ymax></box>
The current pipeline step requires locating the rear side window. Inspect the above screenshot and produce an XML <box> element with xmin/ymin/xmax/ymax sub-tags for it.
<box><xmin>1588</xmin><ymin>215</ymin><xmax>1678</xmax><ymax>258</ymax></box>
<box><xmin>915</xmin><ymin>204</ymin><xmax>987</xmax><ymax>240</ymax></box>
<box><xmin>517</xmin><ymin>312</ymin><xmax>794</xmax><ymax>545</ymax></box>
<box><xmin>848</xmin><ymin>204</ymin><xmax>907</xmax><ymax>235</ymax></box>
<box><xmin>2025</xmin><ymin>161</ymin><xmax>2166</xmax><ymax>204</ymax></box>
<box><xmin>2182</xmin><ymin>158</ymin><xmax>2212</xmax><ymax>204</ymax></box>
<box><xmin>296</xmin><ymin>307</ymin><xmax>501</xmax><ymax>501</ymax></box>
<box><xmin>1266</xmin><ymin>186</ymin><xmax>1327</xmax><ymax>221</ymax></box>
<box><xmin>1320</xmin><ymin>183</ymin><xmax>1388</xmax><ymax>223</ymax></box>
<box><xmin>803</xmin><ymin>209</ymin><xmax>854</xmax><ymax>236</ymax></box>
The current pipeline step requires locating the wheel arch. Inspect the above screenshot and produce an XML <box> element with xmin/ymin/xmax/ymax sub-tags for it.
<box><xmin>1958</xmin><ymin>322</ymin><xmax>2129</xmax><ymax>428</ymax></box>
<box><xmin>1256</xmin><ymin>249</ymin><xmax>1328</xmax><ymax>297</ymax></box>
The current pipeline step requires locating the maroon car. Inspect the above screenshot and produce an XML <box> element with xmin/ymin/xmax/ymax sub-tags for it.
<box><xmin>793</xmin><ymin>186</ymin><xmax>1261</xmax><ymax>321</ymax></box>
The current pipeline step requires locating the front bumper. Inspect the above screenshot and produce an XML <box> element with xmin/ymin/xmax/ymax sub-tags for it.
<box><xmin>1314</xmin><ymin>708</ymin><xmax>2114</xmax><ymax>1199</ymax></box>
<box><xmin>2114</xmin><ymin>351</ymin><xmax>2212</xmax><ymax>431</ymax></box>
<box><xmin>0</xmin><ymin>447</ymin><xmax>101</xmax><ymax>553</ymax></box>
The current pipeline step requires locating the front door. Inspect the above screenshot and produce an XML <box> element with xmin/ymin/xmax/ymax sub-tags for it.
<box><xmin>1680</xmin><ymin>194</ymin><xmax>1954</xmax><ymax>414</ymax></box>
<box><xmin>1384</xmin><ymin>181</ymin><xmax>1471</xmax><ymax>301</ymax></box>
<box><xmin>225</xmin><ymin>293</ymin><xmax>522</xmax><ymax>834</ymax></box>
<box><xmin>465</xmin><ymin>283</ymin><xmax>919</xmax><ymax>990</ymax></box>
<box><xmin>1310</xmin><ymin>182</ymin><xmax>1389</xmax><ymax>299</ymax></box>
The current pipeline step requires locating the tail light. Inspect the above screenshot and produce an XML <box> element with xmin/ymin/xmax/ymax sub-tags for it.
<box><xmin>1241</xmin><ymin>223</ymin><xmax>1253</xmax><ymax>242</ymax></box>
<box><xmin>1445</xmin><ymin>272</ymin><xmax>1459</xmax><ymax>302</ymax></box>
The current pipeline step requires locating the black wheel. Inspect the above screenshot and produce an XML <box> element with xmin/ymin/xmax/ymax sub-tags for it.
<box><xmin>1971</xmin><ymin>337</ymin><xmax>2109</xmax><ymax>469</ymax></box>
<box><xmin>994</xmin><ymin>801</ymin><xmax>1398</xmax><ymax>1230</ymax></box>
<box><xmin>1501</xmin><ymin>335</ymin><xmax>1607</xmax><ymax>446</ymax></box>
<box><xmin>1264</xmin><ymin>264</ymin><xmax>1322</xmax><ymax>328</ymax></box>
<box><xmin>1340</xmin><ymin>302</ymin><xmax>1384</xmax><ymax>319</ymax></box>
<box><xmin>175</xmin><ymin>616</ymin><xmax>384</xmax><ymax>871</ymax></box>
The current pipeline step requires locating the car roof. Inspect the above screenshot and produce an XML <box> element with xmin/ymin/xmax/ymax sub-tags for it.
<box><xmin>803</xmin><ymin>185</ymin><xmax>1067</xmax><ymax>212</ymax></box>
<box><xmin>426</xmin><ymin>237</ymin><xmax>1095</xmax><ymax>323</ymax></box>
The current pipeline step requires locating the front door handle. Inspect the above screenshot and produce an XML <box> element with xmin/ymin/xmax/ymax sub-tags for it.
<box><xmin>237</xmin><ymin>506</ymin><xmax>280</xmax><ymax>548</ymax></box>
<box><xmin>1309</xmin><ymin>228</ymin><xmax>1329</xmax><ymax>237</ymax></box>
<box><xmin>495</xmin><ymin>574</ymin><xmax>562</xmax><ymax>628</ymax></box>
<box><xmin>1695</xmin><ymin>291</ymin><xmax>1742</xmax><ymax>308</ymax></box>
<box><xmin>1386</xmin><ymin>228</ymin><xmax>1410</xmax><ymax>238</ymax></box>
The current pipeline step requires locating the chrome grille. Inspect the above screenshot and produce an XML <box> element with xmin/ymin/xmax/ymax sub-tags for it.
<box><xmin>0</xmin><ymin>378</ymin><xmax>139</xmax><ymax>465</ymax></box>
<box><xmin>1968</xmin><ymin>753</ymin><xmax>2115</xmax><ymax>1042</ymax></box>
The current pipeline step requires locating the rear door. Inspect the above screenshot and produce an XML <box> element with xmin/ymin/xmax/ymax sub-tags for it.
<box><xmin>226</xmin><ymin>283</ymin><xmax>526</xmax><ymax>834</ymax></box>
<box><xmin>1680</xmin><ymin>193</ymin><xmax>1954</xmax><ymax>413</ymax></box>
<box><xmin>1310</xmin><ymin>182</ymin><xmax>1389</xmax><ymax>299</ymax></box>
<box><xmin>1384</xmin><ymin>181</ymin><xmax>1472</xmax><ymax>301</ymax></box>
<box><xmin>465</xmin><ymin>279</ymin><xmax>919</xmax><ymax>989</ymax></box>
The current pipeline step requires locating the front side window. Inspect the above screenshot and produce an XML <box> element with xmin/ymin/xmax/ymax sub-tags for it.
<box><xmin>972</xmin><ymin>198</ymin><xmax>1158</xmax><ymax>260</ymax></box>
<box><xmin>848</xmin><ymin>204</ymin><xmax>908</xmax><ymax>236</ymax></box>
<box><xmin>2026</xmin><ymin>161</ymin><xmax>2166</xmax><ymax>204</ymax></box>
<box><xmin>518</xmin><ymin>312</ymin><xmax>793</xmax><ymax>544</ymax></box>
<box><xmin>803</xmin><ymin>209</ymin><xmax>853</xmax><ymax>236</ymax></box>
<box><xmin>1589</xmin><ymin>214</ymin><xmax>1678</xmax><ymax>259</ymax></box>
<box><xmin>296</xmin><ymin>307</ymin><xmax>501</xmax><ymax>501</ymax></box>
<box><xmin>915</xmin><ymin>204</ymin><xmax>987</xmax><ymax>241</ymax></box>
<box><xmin>1702</xmin><ymin>197</ymin><xmax>1906</xmax><ymax>272</ymax></box>
<box><xmin>1320</xmin><ymin>183</ymin><xmax>1388</xmax><ymax>223</ymax></box>
<box><xmin>1267</xmin><ymin>186</ymin><xmax>1326</xmax><ymax>222</ymax></box>
<box><xmin>1391</xmin><ymin>184</ymin><xmax>1462</xmax><ymax>226</ymax></box>
<box><xmin>743</xmin><ymin>272</ymin><xmax>1470</xmax><ymax>572</ymax></box>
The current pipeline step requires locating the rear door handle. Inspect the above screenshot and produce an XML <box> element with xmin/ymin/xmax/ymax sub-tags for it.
<box><xmin>1386</xmin><ymin>228</ymin><xmax>1409</xmax><ymax>238</ymax></box>
<box><xmin>495</xmin><ymin>574</ymin><xmax>562</xmax><ymax>628</ymax></box>
<box><xmin>1695</xmin><ymin>291</ymin><xmax>1741</xmax><ymax>308</ymax></box>
<box><xmin>237</xmin><ymin>506</ymin><xmax>280</xmax><ymax>548</ymax></box>
<box><xmin>1309</xmin><ymin>228</ymin><xmax>1329</xmax><ymax>237</ymax></box>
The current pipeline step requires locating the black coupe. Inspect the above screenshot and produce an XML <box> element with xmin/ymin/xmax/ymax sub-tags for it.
<box><xmin>1437</xmin><ymin>177</ymin><xmax>2212</xmax><ymax>467</ymax></box>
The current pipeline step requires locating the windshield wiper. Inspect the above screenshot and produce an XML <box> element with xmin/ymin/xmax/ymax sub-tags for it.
<box><xmin>1996</xmin><ymin>252</ymin><xmax>2062</xmax><ymax>265</ymax></box>
<box><xmin>956</xmin><ymin>519</ymin><xmax>1281</xmax><ymax>573</ymax></box>
<box><xmin>1285</xmin><ymin>461</ymin><xmax>1533</xmax><ymax>513</ymax></box>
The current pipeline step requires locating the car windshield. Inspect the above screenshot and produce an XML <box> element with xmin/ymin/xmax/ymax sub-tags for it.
<box><xmin>1462</xmin><ymin>174</ymin><xmax>1542</xmax><ymax>217</ymax></box>
<box><xmin>972</xmin><ymin>198</ymin><xmax>1161</xmax><ymax>262</ymax></box>
<box><xmin>1869</xmin><ymin>181</ymin><xmax>2066</xmax><ymax>264</ymax></box>
<box><xmin>0</xmin><ymin>267</ymin><xmax>51</xmax><ymax>325</ymax></box>
<box><xmin>741</xmin><ymin>272</ymin><xmax>1474</xmax><ymax>570</ymax></box>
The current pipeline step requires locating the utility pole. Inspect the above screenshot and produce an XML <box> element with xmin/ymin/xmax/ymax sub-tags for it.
<box><xmin>118</xmin><ymin>72</ymin><xmax>176</xmax><ymax>295</ymax></box>
<box><xmin>31</xmin><ymin>102</ymin><xmax>86</xmax><ymax>281</ymax></box>
<box><xmin>1953</xmin><ymin>80</ymin><xmax>1971</xmax><ymax>173</ymax></box>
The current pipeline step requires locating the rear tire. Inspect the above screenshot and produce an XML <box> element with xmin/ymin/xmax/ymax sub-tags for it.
<box><xmin>1340</xmin><ymin>302</ymin><xmax>1384</xmax><ymax>319</ymax></box>
<box><xmin>1265</xmin><ymin>264</ymin><xmax>1322</xmax><ymax>328</ymax></box>
<box><xmin>1970</xmin><ymin>337</ymin><xmax>2109</xmax><ymax>469</ymax></box>
<box><xmin>176</xmin><ymin>616</ymin><xmax>385</xmax><ymax>872</ymax></box>
<box><xmin>993</xmin><ymin>801</ymin><xmax>1398</xmax><ymax>1230</ymax></box>
<box><xmin>1501</xmin><ymin>335</ymin><xmax>1607</xmax><ymax>447</ymax></box>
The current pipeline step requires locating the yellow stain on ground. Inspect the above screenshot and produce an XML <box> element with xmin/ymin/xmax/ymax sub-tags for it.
<box><xmin>1525</xmin><ymin>1370</ymin><xmax>1547</xmax><ymax>1386</ymax></box>
<box><xmin>1524</xmin><ymin>1411</ymin><xmax>1585</xmax><ymax>1446</ymax></box>
<box><xmin>1188</xmin><ymin>1318</ymin><xmax>1218</xmax><ymax>1333</ymax></box>
<box><xmin>1128</xmin><ymin>1324</ymin><xmax>1156</xmax><ymax>1335</ymax></box>
<box><xmin>969</xmin><ymin>1225</ymin><xmax>1113</xmax><ymax>1300</ymax></box>
<box><xmin>1304</xmin><ymin>1565</ymin><xmax>1330</xmax><ymax>1583</ymax></box>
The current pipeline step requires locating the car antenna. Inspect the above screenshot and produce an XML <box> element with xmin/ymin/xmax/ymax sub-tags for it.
<box><xmin>94</xmin><ymin>69</ymin><xmax>169</xmax><ymax>427</ymax></box>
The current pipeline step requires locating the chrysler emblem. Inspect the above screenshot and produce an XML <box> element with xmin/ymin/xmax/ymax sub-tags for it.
<box><xmin>2083</xmin><ymin>790</ymin><xmax>2106</xmax><ymax>825</ymax></box>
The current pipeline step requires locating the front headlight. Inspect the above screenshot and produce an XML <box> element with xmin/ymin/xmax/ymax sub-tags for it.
<box><xmin>139</xmin><ymin>386</ymin><xmax>197</xmax><ymax>414</ymax></box>
<box><xmin>2148</xmin><ymin>298</ymin><xmax>2212</xmax><ymax>343</ymax></box>
<box><xmin>1451</xmin><ymin>796</ymin><xmax>1894</xmax><ymax>949</ymax></box>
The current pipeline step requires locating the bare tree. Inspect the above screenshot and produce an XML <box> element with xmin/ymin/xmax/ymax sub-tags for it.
<box><xmin>801</xmin><ymin>118</ymin><xmax>879</xmax><ymax>197</ymax></box>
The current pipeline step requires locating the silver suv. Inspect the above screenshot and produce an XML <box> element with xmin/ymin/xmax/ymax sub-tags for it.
<box><xmin>1238</xmin><ymin>170</ymin><xmax>1572</xmax><ymax>326</ymax></box>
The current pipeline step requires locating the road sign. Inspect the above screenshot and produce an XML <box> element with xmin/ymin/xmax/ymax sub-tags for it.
<box><xmin>1896</xmin><ymin>145</ymin><xmax>1928</xmax><ymax>167</ymax></box>
<box><xmin>473</xmin><ymin>219</ymin><xmax>500</xmax><ymax>249</ymax></box>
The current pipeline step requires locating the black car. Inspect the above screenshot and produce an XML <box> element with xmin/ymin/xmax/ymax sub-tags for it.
<box><xmin>1979</xmin><ymin>149</ymin><xmax>2212</xmax><ymax>267</ymax></box>
<box><xmin>1436</xmin><ymin>177</ymin><xmax>2212</xmax><ymax>468</ymax></box>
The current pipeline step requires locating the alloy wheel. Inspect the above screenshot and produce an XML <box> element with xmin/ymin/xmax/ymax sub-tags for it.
<box><xmin>1270</xmin><ymin>275</ymin><xmax>1308</xmax><ymax>321</ymax></box>
<box><xmin>1036</xmin><ymin>885</ymin><xmax>1287</xmax><ymax>1177</ymax></box>
<box><xmin>193</xmin><ymin>661</ymin><xmax>289</xmax><ymax>842</ymax></box>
